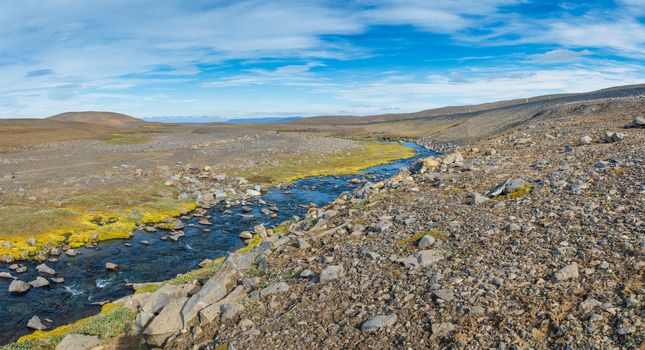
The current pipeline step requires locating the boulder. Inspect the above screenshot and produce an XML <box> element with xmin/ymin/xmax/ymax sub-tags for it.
<box><xmin>182</xmin><ymin>266</ymin><xmax>236</xmax><ymax>326</ymax></box>
<box><xmin>55</xmin><ymin>334</ymin><xmax>102</xmax><ymax>350</ymax></box>
<box><xmin>604</xmin><ymin>131</ymin><xmax>624</xmax><ymax>143</ymax></box>
<box><xmin>418</xmin><ymin>235</ymin><xmax>436</xmax><ymax>248</ymax></box>
<box><xmin>260</xmin><ymin>282</ymin><xmax>289</xmax><ymax>298</ymax></box>
<box><xmin>220</xmin><ymin>303</ymin><xmax>244</xmax><ymax>322</ymax></box>
<box><xmin>140</xmin><ymin>284</ymin><xmax>188</xmax><ymax>314</ymax></box>
<box><xmin>554</xmin><ymin>263</ymin><xmax>579</xmax><ymax>282</ymax></box>
<box><xmin>27</xmin><ymin>316</ymin><xmax>47</xmax><ymax>330</ymax></box>
<box><xmin>143</xmin><ymin>296</ymin><xmax>189</xmax><ymax>347</ymax></box>
<box><xmin>36</xmin><ymin>263</ymin><xmax>56</xmax><ymax>276</ymax></box>
<box><xmin>626</xmin><ymin>116</ymin><xmax>645</xmax><ymax>128</ymax></box>
<box><xmin>467</xmin><ymin>192</ymin><xmax>489</xmax><ymax>205</ymax></box>
<box><xmin>29</xmin><ymin>277</ymin><xmax>50</xmax><ymax>288</ymax></box>
<box><xmin>8</xmin><ymin>279</ymin><xmax>30</xmax><ymax>294</ymax></box>
<box><xmin>319</xmin><ymin>265</ymin><xmax>344</xmax><ymax>283</ymax></box>
<box><xmin>198</xmin><ymin>285</ymin><xmax>246</xmax><ymax>325</ymax></box>
<box><xmin>361</xmin><ymin>314</ymin><xmax>397</xmax><ymax>332</ymax></box>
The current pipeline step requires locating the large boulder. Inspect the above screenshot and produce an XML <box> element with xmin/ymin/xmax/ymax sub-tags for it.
<box><xmin>143</xmin><ymin>296</ymin><xmax>189</xmax><ymax>347</ymax></box>
<box><xmin>181</xmin><ymin>266</ymin><xmax>235</xmax><ymax>326</ymax></box>
<box><xmin>199</xmin><ymin>285</ymin><xmax>246</xmax><ymax>325</ymax></box>
<box><xmin>55</xmin><ymin>334</ymin><xmax>102</xmax><ymax>350</ymax></box>
<box><xmin>8</xmin><ymin>279</ymin><xmax>30</xmax><ymax>294</ymax></box>
<box><xmin>140</xmin><ymin>284</ymin><xmax>188</xmax><ymax>314</ymax></box>
<box><xmin>27</xmin><ymin>316</ymin><xmax>47</xmax><ymax>330</ymax></box>
<box><xmin>36</xmin><ymin>263</ymin><xmax>56</xmax><ymax>276</ymax></box>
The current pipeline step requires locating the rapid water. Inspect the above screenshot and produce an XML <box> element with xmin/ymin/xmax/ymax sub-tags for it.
<box><xmin>0</xmin><ymin>142</ymin><xmax>435</xmax><ymax>344</ymax></box>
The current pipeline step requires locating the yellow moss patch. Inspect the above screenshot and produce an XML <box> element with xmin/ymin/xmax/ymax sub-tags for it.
<box><xmin>400</xmin><ymin>230</ymin><xmax>448</xmax><ymax>246</ymax></box>
<box><xmin>237</xmin><ymin>234</ymin><xmax>264</xmax><ymax>254</ymax></box>
<box><xmin>168</xmin><ymin>256</ymin><xmax>226</xmax><ymax>285</ymax></box>
<box><xmin>233</xmin><ymin>141</ymin><xmax>415</xmax><ymax>185</ymax></box>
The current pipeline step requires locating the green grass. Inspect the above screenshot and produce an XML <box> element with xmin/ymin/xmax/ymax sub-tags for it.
<box><xmin>106</xmin><ymin>132</ymin><xmax>151</xmax><ymax>145</ymax></box>
<box><xmin>233</xmin><ymin>141</ymin><xmax>415</xmax><ymax>185</ymax></box>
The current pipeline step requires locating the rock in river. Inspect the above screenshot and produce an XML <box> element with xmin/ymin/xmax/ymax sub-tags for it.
<box><xmin>27</xmin><ymin>316</ymin><xmax>47</xmax><ymax>330</ymax></box>
<box><xmin>9</xmin><ymin>279</ymin><xmax>30</xmax><ymax>294</ymax></box>
<box><xmin>105</xmin><ymin>262</ymin><xmax>119</xmax><ymax>271</ymax></box>
<box><xmin>29</xmin><ymin>277</ymin><xmax>50</xmax><ymax>288</ymax></box>
<box><xmin>36</xmin><ymin>263</ymin><xmax>56</xmax><ymax>276</ymax></box>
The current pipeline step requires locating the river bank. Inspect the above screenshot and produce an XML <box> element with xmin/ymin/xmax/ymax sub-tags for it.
<box><xmin>0</xmin><ymin>142</ymin><xmax>428</xmax><ymax>347</ymax></box>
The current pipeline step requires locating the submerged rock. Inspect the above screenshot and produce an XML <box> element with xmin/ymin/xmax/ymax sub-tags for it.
<box><xmin>27</xmin><ymin>316</ymin><xmax>47</xmax><ymax>330</ymax></box>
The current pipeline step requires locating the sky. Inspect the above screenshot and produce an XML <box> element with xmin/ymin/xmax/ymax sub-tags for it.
<box><xmin>0</xmin><ymin>0</ymin><xmax>643</xmax><ymax>120</ymax></box>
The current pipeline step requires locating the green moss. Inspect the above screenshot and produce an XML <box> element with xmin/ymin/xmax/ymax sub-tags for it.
<box><xmin>168</xmin><ymin>256</ymin><xmax>225</xmax><ymax>285</ymax></box>
<box><xmin>106</xmin><ymin>132</ymin><xmax>151</xmax><ymax>145</ymax></box>
<box><xmin>11</xmin><ymin>304</ymin><xmax>134</xmax><ymax>349</ymax></box>
<box><xmin>400</xmin><ymin>230</ymin><xmax>448</xmax><ymax>246</ymax></box>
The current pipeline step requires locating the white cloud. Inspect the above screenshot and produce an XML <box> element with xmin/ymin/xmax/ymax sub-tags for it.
<box><xmin>530</xmin><ymin>49</ymin><xmax>592</xmax><ymax>63</ymax></box>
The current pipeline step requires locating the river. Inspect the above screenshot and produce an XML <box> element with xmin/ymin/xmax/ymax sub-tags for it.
<box><xmin>0</xmin><ymin>142</ymin><xmax>435</xmax><ymax>344</ymax></box>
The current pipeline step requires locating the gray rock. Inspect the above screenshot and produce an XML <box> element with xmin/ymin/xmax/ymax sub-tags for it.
<box><xmin>220</xmin><ymin>303</ymin><xmax>244</xmax><ymax>322</ymax></box>
<box><xmin>433</xmin><ymin>289</ymin><xmax>454</xmax><ymax>302</ymax></box>
<box><xmin>143</xmin><ymin>296</ymin><xmax>189</xmax><ymax>347</ymax></box>
<box><xmin>580</xmin><ymin>135</ymin><xmax>593</xmax><ymax>145</ymax></box>
<box><xmin>140</xmin><ymin>284</ymin><xmax>188</xmax><ymax>314</ymax></box>
<box><xmin>418</xmin><ymin>235</ymin><xmax>436</xmax><ymax>248</ymax></box>
<box><xmin>0</xmin><ymin>272</ymin><xmax>14</xmax><ymax>279</ymax></box>
<box><xmin>432</xmin><ymin>322</ymin><xmax>457</xmax><ymax>336</ymax></box>
<box><xmin>260</xmin><ymin>282</ymin><xmax>289</xmax><ymax>298</ymax></box>
<box><xmin>554</xmin><ymin>263</ymin><xmax>579</xmax><ymax>282</ymax></box>
<box><xmin>198</xmin><ymin>285</ymin><xmax>246</xmax><ymax>325</ymax></box>
<box><xmin>27</xmin><ymin>316</ymin><xmax>47</xmax><ymax>330</ymax></box>
<box><xmin>319</xmin><ymin>265</ymin><xmax>344</xmax><ymax>283</ymax></box>
<box><xmin>55</xmin><ymin>334</ymin><xmax>102</xmax><ymax>350</ymax></box>
<box><xmin>467</xmin><ymin>192</ymin><xmax>489</xmax><ymax>205</ymax></box>
<box><xmin>36</xmin><ymin>263</ymin><xmax>56</xmax><ymax>276</ymax></box>
<box><xmin>361</xmin><ymin>314</ymin><xmax>397</xmax><ymax>332</ymax></box>
<box><xmin>627</xmin><ymin>116</ymin><xmax>645</xmax><ymax>128</ymax></box>
<box><xmin>605</xmin><ymin>131</ymin><xmax>624</xmax><ymax>143</ymax></box>
<box><xmin>580</xmin><ymin>298</ymin><xmax>601</xmax><ymax>314</ymax></box>
<box><xmin>296</xmin><ymin>239</ymin><xmax>311</xmax><ymax>250</ymax></box>
<box><xmin>299</xmin><ymin>269</ymin><xmax>315</xmax><ymax>278</ymax></box>
<box><xmin>29</xmin><ymin>276</ymin><xmax>50</xmax><ymax>288</ymax></box>
<box><xmin>8</xmin><ymin>279</ymin><xmax>30</xmax><ymax>294</ymax></box>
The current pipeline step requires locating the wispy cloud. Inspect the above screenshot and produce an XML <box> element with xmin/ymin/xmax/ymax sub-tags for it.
<box><xmin>0</xmin><ymin>0</ymin><xmax>642</xmax><ymax>118</ymax></box>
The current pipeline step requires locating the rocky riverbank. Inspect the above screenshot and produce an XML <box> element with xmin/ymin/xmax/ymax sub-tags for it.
<box><xmin>3</xmin><ymin>97</ymin><xmax>644</xmax><ymax>350</ymax></box>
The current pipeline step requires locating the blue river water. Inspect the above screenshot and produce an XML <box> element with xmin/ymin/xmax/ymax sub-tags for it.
<box><xmin>0</xmin><ymin>142</ymin><xmax>434</xmax><ymax>344</ymax></box>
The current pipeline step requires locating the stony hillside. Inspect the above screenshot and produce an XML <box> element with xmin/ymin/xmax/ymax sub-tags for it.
<box><xmin>43</xmin><ymin>96</ymin><xmax>641</xmax><ymax>350</ymax></box>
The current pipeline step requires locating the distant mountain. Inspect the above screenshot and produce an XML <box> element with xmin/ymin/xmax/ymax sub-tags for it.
<box><xmin>226</xmin><ymin>116</ymin><xmax>303</xmax><ymax>124</ymax></box>
<box><xmin>142</xmin><ymin>116</ymin><xmax>225</xmax><ymax>123</ymax></box>
<box><xmin>47</xmin><ymin>111</ymin><xmax>144</xmax><ymax>127</ymax></box>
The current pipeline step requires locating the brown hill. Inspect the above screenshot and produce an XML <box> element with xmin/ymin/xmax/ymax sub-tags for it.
<box><xmin>47</xmin><ymin>111</ymin><xmax>144</xmax><ymax>127</ymax></box>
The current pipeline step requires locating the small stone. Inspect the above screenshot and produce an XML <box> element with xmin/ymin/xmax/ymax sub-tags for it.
<box><xmin>260</xmin><ymin>282</ymin><xmax>289</xmax><ymax>298</ymax></box>
<box><xmin>55</xmin><ymin>333</ymin><xmax>102</xmax><ymax>350</ymax></box>
<box><xmin>8</xmin><ymin>279</ymin><xmax>31</xmax><ymax>294</ymax></box>
<box><xmin>418</xmin><ymin>235</ymin><xmax>436</xmax><ymax>248</ymax></box>
<box><xmin>433</xmin><ymin>289</ymin><xmax>454</xmax><ymax>302</ymax></box>
<box><xmin>361</xmin><ymin>314</ymin><xmax>397</xmax><ymax>332</ymax></box>
<box><xmin>554</xmin><ymin>263</ymin><xmax>579</xmax><ymax>281</ymax></box>
<box><xmin>299</xmin><ymin>269</ymin><xmax>315</xmax><ymax>279</ymax></box>
<box><xmin>319</xmin><ymin>265</ymin><xmax>343</xmax><ymax>283</ymax></box>
<box><xmin>27</xmin><ymin>316</ymin><xmax>47</xmax><ymax>330</ymax></box>
<box><xmin>296</xmin><ymin>239</ymin><xmax>311</xmax><ymax>250</ymax></box>
<box><xmin>65</xmin><ymin>249</ymin><xmax>78</xmax><ymax>257</ymax></box>
<box><xmin>580</xmin><ymin>135</ymin><xmax>592</xmax><ymax>145</ymax></box>
<box><xmin>432</xmin><ymin>322</ymin><xmax>457</xmax><ymax>336</ymax></box>
<box><xmin>105</xmin><ymin>262</ymin><xmax>119</xmax><ymax>271</ymax></box>
<box><xmin>0</xmin><ymin>272</ymin><xmax>14</xmax><ymax>279</ymax></box>
<box><xmin>467</xmin><ymin>192</ymin><xmax>489</xmax><ymax>205</ymax></box>
<box><xmin>29</xmin><ymin>277</ymin><xmax>50</xmax><ymax>288</ymax></box>
<box><xmin>220</xmin><ymin>303</ymin><xmax>244</xmax><ymax>322</ymax></box>
<box><xmin>239</xmin><ymin>231</ymin><xmax>253</xmax><ymax>240</ymax></box>
<box><xmin>36</xmin><ymin>263</ymin><xmax>56</xmax><ymax>276</ymax></box>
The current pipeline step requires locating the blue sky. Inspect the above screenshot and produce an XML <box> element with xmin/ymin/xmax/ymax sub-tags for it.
<box><xmin>0</xmin><ymin>0</ymin><xmax>643</xmax><ymax>120</ymax></box>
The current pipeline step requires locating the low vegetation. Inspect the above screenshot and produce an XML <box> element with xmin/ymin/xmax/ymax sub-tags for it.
<box><xmin>233</xmin><ymin>141</ymin><xmax>415</xmax><ymax>184</ymax></box>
